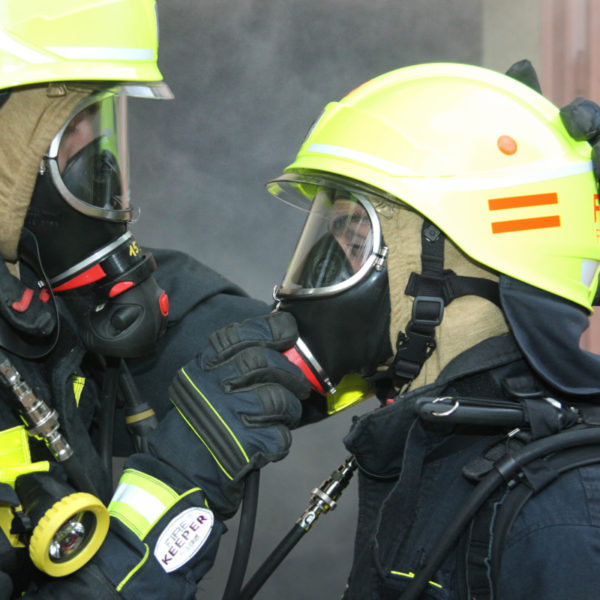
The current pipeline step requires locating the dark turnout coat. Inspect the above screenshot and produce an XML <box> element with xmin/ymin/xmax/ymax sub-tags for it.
<box><xmin>343</xmin><ymin>334</ymin><xmax>600</xmax><ymax>600</ymax></box>
<box><xmin>0</xmin><ymin>248</ymin><xmax>268</xmax><ymax>599</ymax></box>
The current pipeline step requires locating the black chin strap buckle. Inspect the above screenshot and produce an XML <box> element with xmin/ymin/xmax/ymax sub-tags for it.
<box><xmin>392</xmin><ymin>298</ymin><xmax>442</xmax><ymax>384</ymax></box>
<box><xmin>411</xmin><ymin>295</ymin><xmax>444</xmax><ymax>331</ymax></box>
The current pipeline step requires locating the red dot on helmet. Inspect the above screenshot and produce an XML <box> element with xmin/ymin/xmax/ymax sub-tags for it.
<box><xmin>109</xmin><ymin>281</ymin><xmax>135</xmax><ymax>298</ymax></box>
<box><xmin>497</xmin><ymin>135</ymin><xmax>517</xmax><ymax>155</ymax></box>
<box><xmin>159</xmin><ymin>291</ymin><xmax>169</xmax><ymax>316</ymax></box>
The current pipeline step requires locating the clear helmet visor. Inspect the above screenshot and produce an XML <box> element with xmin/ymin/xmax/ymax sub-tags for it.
<box><xmin>46</xmin><ymin>90</ymin><xmax>131</xmax><ymax>222</ymax></box>
<box><xmin>268</xmin><ymin>175</ymin><xmax>387</xmax><ymax>297</ymax></box>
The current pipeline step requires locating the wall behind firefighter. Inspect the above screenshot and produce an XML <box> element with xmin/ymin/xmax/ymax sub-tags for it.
<box><xmin>129</xmin><ymin>1</ymin><xmax>540</xmax><ymax>598</ymax></box>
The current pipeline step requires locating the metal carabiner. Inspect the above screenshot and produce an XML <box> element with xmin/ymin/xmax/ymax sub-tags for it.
<box><xmin>430</xmin><ymin>396</ymin><xmax>460</xmax><ymax>417</ymax></box>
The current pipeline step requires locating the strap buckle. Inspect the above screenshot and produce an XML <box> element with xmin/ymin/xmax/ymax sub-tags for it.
<box><xmin>412</xmin><ymin>296</ymin><xmax>444</xmax><ymax>328</ymax></box>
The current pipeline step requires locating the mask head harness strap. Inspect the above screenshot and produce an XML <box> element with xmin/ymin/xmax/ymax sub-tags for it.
<box><xmin>390</xmin><ymin>220</ymin><xmax>501</xmax><ymax>390</ymax></box>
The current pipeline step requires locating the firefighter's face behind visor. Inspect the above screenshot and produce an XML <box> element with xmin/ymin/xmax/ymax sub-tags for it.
<box><xmin>270</xmin><ymin>176</ymin><xmax>392</xmax><ymax>386</ymax></box>
<box><xmin>52</xmin><ymin>92</ymin><xmax>129</xmax><ymax>220</ymax></box>
<box><xmin>22</xmin><ymin>91</ymin><xmax>132</xmax><ymax>281</ymax></box>
<box><xmin>275</xmin><ymin>182</ymin><xmax>384</xmax><ymax>298</ymax></box>
<box><xmin>49</xmin><ymin>90</ymin><xmax>131</xmax><ymax>227</ymax></box>
<box><xmin>19</xmin><ymin>90</ymin><xmax>168</xmax><ymax>357</ymax></box>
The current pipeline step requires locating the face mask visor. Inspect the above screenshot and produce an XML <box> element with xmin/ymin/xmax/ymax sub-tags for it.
<box><xmin>269</xmin><ymin>174</ymin><xmax>388</xmax><ymax>298</ymax></box>
<box><xmin>45</xmin><ymin>90</ymin><xmax>132</xmax><ymax>222</ymax></box>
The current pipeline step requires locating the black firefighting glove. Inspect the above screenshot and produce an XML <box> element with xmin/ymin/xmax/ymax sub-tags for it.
<box><xmin>160</xmin><ymin>311</ymin><xmax>310</xmax><ymax>517</ymax></box>
<box><xmin>0</xmin><ymin>257</ymin><xmax>55</xmax><ymax>337</ymax></box>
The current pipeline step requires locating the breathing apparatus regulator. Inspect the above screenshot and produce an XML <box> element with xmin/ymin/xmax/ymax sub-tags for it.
<box><xmin>0</xmin><ymin>0</ymin><xmax>172</xmax><ymax>579</ymax></box>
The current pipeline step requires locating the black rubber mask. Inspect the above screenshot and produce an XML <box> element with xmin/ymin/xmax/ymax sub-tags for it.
<box><xmin>17</xmin><ymin>92</ymin><xmax>168</xmax><ymax>358</ymax></box>
<box><xmin>272</xmin><ymin>186</ymin><xmax>392</xmax><ymax>388</ymax></box>
<box><xmin>277</xmin><ymin>264</ymin><xmax>392</xmax><ymax>386</ymax></box>
<box><xmin>19</xmin><ymin>172</ymin><xmax>168</xmax><ymax>358</ymax></box>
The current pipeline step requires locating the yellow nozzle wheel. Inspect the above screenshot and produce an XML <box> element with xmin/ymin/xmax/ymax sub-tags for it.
<box><xmin>29</xmin><ymin>492</ymin><xmax>109</xmax><ymax>577</ymax></box>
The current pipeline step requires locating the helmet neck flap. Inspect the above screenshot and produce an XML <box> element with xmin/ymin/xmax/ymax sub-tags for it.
<box><xmin>500</xmin><ymin>275</ymin><xmax>600</xmax><ymax>396</ymax></box>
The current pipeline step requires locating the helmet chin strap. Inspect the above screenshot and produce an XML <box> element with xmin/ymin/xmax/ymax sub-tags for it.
<box><xmin>390</xmin><ymin>220</ymin><xmax>501</xmax><ymax>392</ymax></box>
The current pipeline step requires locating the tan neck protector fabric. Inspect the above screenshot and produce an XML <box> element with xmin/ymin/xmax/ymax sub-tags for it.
<box><xmin>0</xmin><ymin>85</ymin><xmax>89</xmax><ymax>261</ymax></box>
<box><xmin>379</xmin><ymin>206</ymin><xmax>509</xmax><ymax>390</ymax></box>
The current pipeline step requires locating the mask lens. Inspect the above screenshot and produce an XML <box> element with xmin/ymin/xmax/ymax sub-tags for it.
<box><xmin>278</xmin><ymin>183</ymin><xmax>376</xmax><ymax>295</ymax></box>
<box><xmin>50</xmin><ymin>93</ymin><xmax>130</xmax><ymax>220</ymax></box>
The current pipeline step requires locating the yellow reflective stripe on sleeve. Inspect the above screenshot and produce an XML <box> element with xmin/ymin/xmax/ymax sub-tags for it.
<box><xmin>390</xmin><ymin>570</ymin><xmax>443</xmax><ymax>589</ymax></box>
<box><xmin>179</xmin><ymin>367</ymin><xmax>249</xmax><ymax>462</ymax></box>
<box><xmin>108</xmin><ymin>469</ymin><xmax>180</xmax><ymax>539</ymax></box>
<box><xmin>72</xmin><ymin>375</ymin><xmax>86</xmax><ymax>407</ymax></box>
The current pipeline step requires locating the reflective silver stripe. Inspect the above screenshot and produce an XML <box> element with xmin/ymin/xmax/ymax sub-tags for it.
<box><xmin>581</xmin><ymin>259</ymin><xmax>600</xmax><ymax>286</ymax></box>
<box><xmin>0</xmin><ymin>31</ymin><xmax>52</xmax><ymax>64</ymax></box>
<box><xmin>111</xmin><ymin>480</ymin><xmax>166</xmax><ymax>525</ymax></box>
<box><xmin>307</xmin><ymin>143</ymin><xmax>415</xmax><ymax>176</ymax></box>
<box><xmin>306</xmin><ymin>143</ymin><xmax>594</xmax><ymax>190</ymax></box>
<box><xmin>45</xmin><ymin>46</ymin><xmax>154</xmax><ymax>60</ymax></box>
<box><xmin>407</xmin><ymin>160</ymin><xmax>595</xmax><ymax>191</ymax></box>
<box><xmin>47</xmin><ymin>231</ymin><xmax>132</xmax><ymax>288</ymax></box>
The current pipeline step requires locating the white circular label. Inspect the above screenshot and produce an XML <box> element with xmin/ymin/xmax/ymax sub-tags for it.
<box><xmin>154</xmin><ymin>507</ymin><xmax>214</xmax><ymax>573</ymax></box>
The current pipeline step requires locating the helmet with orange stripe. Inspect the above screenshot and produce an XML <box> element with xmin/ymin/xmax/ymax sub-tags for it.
<box><xmin>267</xmin><ymin>61</ymin><xmax>600</xmax><ymax>399</ymax></box>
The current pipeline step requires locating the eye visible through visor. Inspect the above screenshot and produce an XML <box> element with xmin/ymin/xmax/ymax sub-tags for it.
<box><xmin>272</xmin><ymin>179</ymin><xmax>384</xmax><ymax>297</ymax></box>
<box><xmin>46</xmin><ymin>90</ymin><xmax>131</xmax><ymax>222</ymax></box>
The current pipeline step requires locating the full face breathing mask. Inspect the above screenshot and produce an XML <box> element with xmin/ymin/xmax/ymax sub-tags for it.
<box><xmin>18</xmin><ymin>89</ymin><xmax>168</xmax><ymax>357</ymax></box>
<box><xmin>270</xmin><ymin>175</ymin><xmax>392</xmax><ymax>393</ymax></box>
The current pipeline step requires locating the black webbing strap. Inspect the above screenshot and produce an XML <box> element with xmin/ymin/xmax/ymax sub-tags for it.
<box><xmin>406</xmin><ymin>271</ymin><xmax>501</xmax><ymax>310</ymax></box>
<box><xmin>391</xmin><ymin>221</ymin><xmax>445</xmax><ymax>386</ymax></box>
<box><xmin>391</xmin><ymin>221</ymin><xmax>501</xmax><ymax>387</ymax></box>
